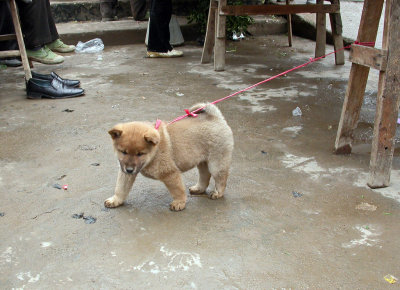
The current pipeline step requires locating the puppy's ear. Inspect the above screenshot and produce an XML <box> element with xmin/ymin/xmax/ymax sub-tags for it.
<box><xmin>108</xmin><ymin>127</ymin><xmax>123</xmax><ymax>139</ymax></box>
<box><xmin>144</xmin><ymin>130</ymin><xmax>160</xmax><ymax>145</ymax></box>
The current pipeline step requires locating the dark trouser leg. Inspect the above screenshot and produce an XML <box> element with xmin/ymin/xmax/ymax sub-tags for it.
<box><xmin>0</xmin><ymin>1</ymin><xmax>17</xmax><ymax>51</ymax></box>
<box><xmin>147</xmin><ymin>0</ymin><xmax>172</xmax><ymax>53</ymax></box>
<box><xmin>16</xmin><ymin>0</ymin><xmax>59</xmax><ymax>49</ymax></box>
<box><xmin>130</xmin><ymin>0</ymin><xmax>148</xmax><ymax>21</ymax></box>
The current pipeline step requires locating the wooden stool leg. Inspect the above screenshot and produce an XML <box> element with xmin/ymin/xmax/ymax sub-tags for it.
<box><xmin>201</xmin><ymin>0</ymin><xmax>218</xmax><ymax>64</ymax></box>
<box><xmin>286</xmin><ymin>0</ymin><xmax>292</xmax><ymax>47</ymax></box>
<box><xmin>214</xmin><ymin>0</ymin><xmax>226</xmax><ymax>71</ymax></box>
<box><xmin>328</xmin><ymin>0</ymin><xmax>344</xmax><ymax>65</ymax></box>
<box><xmin>334</xmin><ymin>0</ymin><xmax>384</xmax><ymax>154</ymax></box>
<box><xmin>9</xmin><ymin>0</ymin><xmax>31</xmax><ymax>80</ymax></box>
<box><xmin>368</xmin><ymin>0</ymin><xmax>400</xmax><ymax>188</ymax></box>
<box><xmin>315</xmin><ymin>0</ymin><xmax>326</xmax><ymax>57</ymax></box>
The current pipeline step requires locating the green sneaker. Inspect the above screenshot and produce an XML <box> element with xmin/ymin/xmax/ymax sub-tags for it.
<box><xmin>47</xmin><ymin>39</ymin><xmax>75</xmax><ymax>53</ymax></box>
<box><xmin>26</xmin><ymin>46</ymin><xmax>64</xmax><ymax>64</ymax></box>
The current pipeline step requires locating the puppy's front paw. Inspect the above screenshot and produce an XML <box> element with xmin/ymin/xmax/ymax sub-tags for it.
<box><xmin>104</xmin><ymin>196</ymin><xmax>123</xmax><ymax>208</ymax></box>
<box><xmin>189</xmin><ymin>185</ymin><xmax>206</xmax><ymax>195</ymax></box>
<box><xmin>170</xmin><ymin>200</ymin><xmax>186</xmax><ymax>211</ymax></box>
<box><xmin>209</xmin><ymin>190</ymin><xmax>224</xmax><ymax>200</ymax></box>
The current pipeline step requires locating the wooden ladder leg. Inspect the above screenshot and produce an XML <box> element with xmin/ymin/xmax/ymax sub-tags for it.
<box><xmin>368</xmin><ymin>0</ymin><xmax>400</xmax><ymax>188</ymax></box>
<box><xmin>214</xmin><ymin>0</ymin><xmax>226</xmax><ymax>71</ymax></box>
<box><xmin>328</xmin><ymin>0</ymin><xmax>344</xmax><ymax>65</ymax></box>
<box><xmin>201</xmin><ymin>0</ymin><xmax>218</xmax><ymax>64</ymax></box>
<box><xmin>334</xmin><ymin>0</ymin><xmax>384</xmax><ymax>154</ymax></box>
<box><xmin>286</xmin><ymin>0</ymin><xmax>292</xmax><ymax>47</ymax></box>
<box><xmin>315</xmin><ymin>0</ymin><xmax>326</xmax><ymax>57</ymax></box>
<box><xmin>9</xmin><ymin>0</ymin><xmax>31</xmax><ymax>80</ymax></box>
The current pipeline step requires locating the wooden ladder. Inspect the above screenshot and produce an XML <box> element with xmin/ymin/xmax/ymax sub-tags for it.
<box><xmin>201</xmin><ymin>0</ymin><xmax>345</xmax><ymax>71</ymax></box>
<box><xmin>0</xmin><ymin>0</ymin><xmax>31</xmax><ymax>80</ymax></box>
<box><xmin>334</xmin><ymin>0</ymin><xmax>400</xmax><ymax>188</ymax></box>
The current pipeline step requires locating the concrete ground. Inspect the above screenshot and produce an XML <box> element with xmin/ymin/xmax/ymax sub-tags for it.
<box><xmin>1</xmin><ymin>32</ymin><xmax>400</xmax><ymax>289</ymax></box>
<box><xmin>296</xmin><ymin>0</ymin><xmax>385</xmax><ymax>47</ymax></box>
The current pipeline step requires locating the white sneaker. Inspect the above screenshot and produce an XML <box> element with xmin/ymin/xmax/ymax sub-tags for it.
<box><xmin>147</xmin><ymin>49</ymin><xmax>183</xmax><ymax>58</ymax></box>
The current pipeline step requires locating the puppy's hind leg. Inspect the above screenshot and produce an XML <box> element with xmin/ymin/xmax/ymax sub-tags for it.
<box><xmin>208</xmin><ymin>160</ymin><xmax>230</xmax><ymax>200</ymax></box>
<box><xmin>189</xmin><ymin>162</ymin><xmax>211</xmax><ymax>195</ymax></box>
<box><xmin>104</xmin><ymin>169</ymin><xmax>136</xmax><ymax>208</ymax></box>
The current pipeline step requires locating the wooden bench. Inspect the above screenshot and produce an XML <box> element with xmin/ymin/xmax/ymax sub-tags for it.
<box><xmin>201</xmin><ymin>0</ymin><xmax>345</xmax><ymax>71</ymax></box>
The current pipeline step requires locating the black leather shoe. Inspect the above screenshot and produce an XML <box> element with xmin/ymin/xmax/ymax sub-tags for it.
<box><xmin>31</xmin><ymin>71</ymin><xmax>80</xmax><ymax>87</ymax></box>
<box><xmin>0</xmin><ymin>58</ymin><xmax>22</xmax><ymax>67</ymax></box>
<box><xmin>26</xmin><ymin>78</ymin><xmax>85</xmax><ymax>99</ymax></box>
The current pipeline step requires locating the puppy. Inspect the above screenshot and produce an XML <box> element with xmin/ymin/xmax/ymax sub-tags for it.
<box><xmin>105</xmin><ymin>103</ymin><xmax>234</xmax><ymax>211</ymax></box>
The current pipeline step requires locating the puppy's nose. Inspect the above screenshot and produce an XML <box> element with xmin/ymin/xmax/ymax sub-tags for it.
<box><xmin>126</xmin><ymin>167</ymin><xmax>134</xmax><ymax>174</ymax></box>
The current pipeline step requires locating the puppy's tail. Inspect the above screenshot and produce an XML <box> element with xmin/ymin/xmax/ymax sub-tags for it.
<box><xmin>189</xmin><ymin>103</ymin><xmax>225</xmax><ymax>120</ymax></box>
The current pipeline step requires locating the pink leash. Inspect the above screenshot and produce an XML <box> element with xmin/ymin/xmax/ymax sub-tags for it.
<box><xmin>155</xmin><ymin>41</ymin><xmax>375</xmax><ymax>130</ymax></box>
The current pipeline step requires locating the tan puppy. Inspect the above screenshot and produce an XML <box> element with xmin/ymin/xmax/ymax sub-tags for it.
<box><xmin>105</xmin><ymin>103</ymin><xmax>234</xmax><ymax>211</ymax></box>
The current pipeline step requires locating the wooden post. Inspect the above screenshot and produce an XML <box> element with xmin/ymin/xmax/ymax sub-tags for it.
<box><xmin>286</xmin><ymin>0</ymin><xmax>292</xmax><ymax>47</ymax></box>
<box><xmin>315</xmin><ymin>0</ymin><xmax>326</xmax><ymax>57</ymax></box>
<box><xmin>368</xmin><ymin>0</ymin><xmax>400</xmax><ymax>188</ymax></box>
<box><xmin>9</xmin><ymin>0</ymin><xmax>31</xmax><ymax>80</ymax></box>
<box><xmin>214</xmin><ymin>0</ymin><xmax>226</xmax><ymax>71</ymax></box>
<box><xmin>201</xmin><ymin>0</ymin><xmax>218</xmax><ymax>64</ymax></box>
<box><xmin>334</xmin><ymin>0</ymin><xmax>384</xmax><ymax>154</ymax></box>
<box><xmin>328</xmin><ymin>0</ymin><xmax>344</xmax><ymax>65</ymax></box>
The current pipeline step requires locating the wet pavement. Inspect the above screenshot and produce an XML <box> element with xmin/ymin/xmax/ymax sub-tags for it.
<box><xmin>297</xmin><ymin>0</ymin><xmax>385</xmax><ymax>47</ymax></box>
<box><xmin>1</xmin><ymin>34</ymin><xmax>400</xmax><ymax>288</ymax></box>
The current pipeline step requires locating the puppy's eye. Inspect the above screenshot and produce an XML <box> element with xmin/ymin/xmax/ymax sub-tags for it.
<box><xmin>121</xmin><ymin>150</ymin><xmax>128</xmax><ymax>155</ymax></box>
<box><xmin>137</xmin><ymin>152</ymin><xmax>145</xmax><ymax>157</ymax></box>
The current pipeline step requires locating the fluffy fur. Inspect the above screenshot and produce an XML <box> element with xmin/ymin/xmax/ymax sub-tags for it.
<box><xmin>105</xmin><ymin>103</ymin><xmax>234</xmax><ymax>211</ymax></box>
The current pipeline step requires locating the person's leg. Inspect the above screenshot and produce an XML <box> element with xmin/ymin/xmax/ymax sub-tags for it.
<box><xmin>17</xmin><ymin>0</ymin><xmax>59</xmax><ymax>49</ymax></box>
<box><xmin>17</xmin><ymin>0</ymin><xmax>73</xmax><ymax>55</ymax></box>
<box><xmin>43</xmin><ymin>0</ymin><xmax>59</xmax><ymax>43</ymax></box>
<box><xmin>147</xmin><ymin>0</ymin><xmax>172</xmax><ymax>53</ymax></box>
<box><xmin>130</xmin><ymin>0</ymin><xmax>148</xmax><ymax>21</ymax></box>
<box><xmin>0</xmin><ymin>1</ymin><xmax>18</xmax><ymax>51</ymax></box>
<box><xmin>17</xmin><ymin>0</ymin><xmax>75</xmax><ymax>63</ymax></box>
<box><xmin>0</xmin><ymin>1</ymin><xmax>22</xmax><ymax>67</ymax></box>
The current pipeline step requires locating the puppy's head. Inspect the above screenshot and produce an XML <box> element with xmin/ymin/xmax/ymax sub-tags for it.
<box><xmin>109</xmin><ymin>122</ymin><xmax>160</xmax><ymax>175</ymax></box>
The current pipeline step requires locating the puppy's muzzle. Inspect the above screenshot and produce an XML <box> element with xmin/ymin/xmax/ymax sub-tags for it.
<box><xmin>120</xmin><ymin>162</ymin><xmax>144</xmax><ymax>175</ymax></box>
